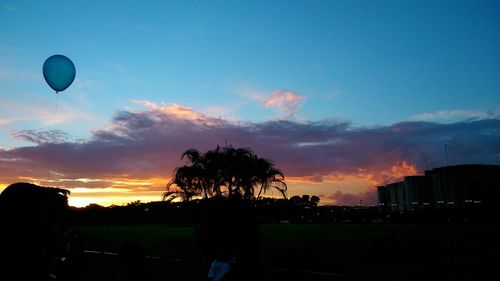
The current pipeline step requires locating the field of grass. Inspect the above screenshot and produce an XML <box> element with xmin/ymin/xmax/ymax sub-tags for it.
<box><xmin>77</xmin><ymin>224</ymin><xmax>198</xmax><ymax>260</ymax></box>
<box><xmin>76</xmin><ymin>223</ymin><xmax>499</xmax><ymax>281</ymax></box>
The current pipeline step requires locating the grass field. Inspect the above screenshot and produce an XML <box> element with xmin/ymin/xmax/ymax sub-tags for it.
<box><xmin>75</xmin><ymin>223</ymin><xmax>500</xmax><ymax>281</ymax></box>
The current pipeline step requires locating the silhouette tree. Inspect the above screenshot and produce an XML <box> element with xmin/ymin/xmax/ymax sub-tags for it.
<box><xmin>0</xmin><ymin>182</ymin><xmax>71</xmax><ymax>280</ymax></box>
<box><xmin>310</xmin><ymin>195</ymin><xmax>320</xmax><ymax>206</ymax></box>
<box><xmin>289</xmin><ymin>195</ymin><xmax>302</xmax><ymax>206</ymax></box>
<box><xmin>165</xmin><ymin>165</ymin><xmax>204</xmax><ymax>201</ymax></box>
<box><xmin>289</xmin><ymin>194</ymin><xmax>320</xmax><ymax>208</ymax></box>
<box><xmin>163</xmin><ymin>145</ymin><xmax>287</xmax><ymax>201</ymax></box>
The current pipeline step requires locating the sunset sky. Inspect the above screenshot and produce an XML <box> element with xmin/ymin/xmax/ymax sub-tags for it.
<box><xmin>1</xmin><ymin>0</ymin><xmax>499</xmax><ymax>207</ymax></box>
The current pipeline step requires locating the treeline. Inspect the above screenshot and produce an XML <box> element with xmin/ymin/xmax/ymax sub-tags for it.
<box><xmin>69</xmin><ymin>195</ymin><xmax>497</xmax><ymax>226</ymax></box>
<box><xmin>70</xmin><ymin>195</ymin><xmax>325</xmax><ymax>226</ymax></box>
<box><xmin>68</xmin><ymin>194</ymin><xmax>392</xmax><ymax>226</ymax></box>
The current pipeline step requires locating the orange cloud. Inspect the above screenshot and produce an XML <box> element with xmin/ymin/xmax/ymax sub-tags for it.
<box><xmin>132</xmin><ymin>100</ymin><xmax>223</xmax><ymax>125</ymax></box>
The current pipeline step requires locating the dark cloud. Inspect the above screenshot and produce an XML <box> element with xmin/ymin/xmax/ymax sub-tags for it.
<box><xmin>11</xmin><ymin>129</ymin><xmax>69</xmax><ymax>144</ymax></box>
<box><xmin>1</xmin><ymin>104</ymin><xmax>499</xmax><ymax>195</ymax></box>
<box><xmin>37</xmin><ymin>179</ymin><xmax>113</xmax><ymax>189</ymax></box>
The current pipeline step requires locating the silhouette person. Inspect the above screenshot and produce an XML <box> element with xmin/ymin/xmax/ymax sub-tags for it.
<box><xmin>197</xmin><ymin>198</ymin><xmax>259</xmax><ymax>281</ymax></box>
<box><xmin>208</xmin><ymin>245</ymin><xmax>236</xmax><ymax>281</ymax></box>
<box><xmin>50</xmin><ymin>227</ymin><xmax>86</xmax><ymax>281</ymax></box>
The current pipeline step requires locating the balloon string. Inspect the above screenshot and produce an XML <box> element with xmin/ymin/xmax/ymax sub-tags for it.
<box><xmin>48</xmin><ymin>92</ymin><xmax>58</xmax><ymax>185</ymax></box>
<box><xmin>54</xmin><ymin>92</ymin><xmax>59</xmax><ymax>125</ymax></box>
<box><xmin>55</xmin><ymin>95</ymin><xmax>58</xmax><ymax>124</ymax></box>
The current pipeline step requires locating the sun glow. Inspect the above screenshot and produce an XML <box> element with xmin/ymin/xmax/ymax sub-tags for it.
<box><xmin>64</xmin><ymin>179</ymin><xmax>167</xmax><ymax>207</ymax></box>
<box><xmin>68</xmin><ymin>192</ymin><xmax>162</xmax><ymax>207</ymax></box>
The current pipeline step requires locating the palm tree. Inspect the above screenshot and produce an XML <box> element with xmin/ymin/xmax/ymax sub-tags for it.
<box><xmin>254</xmin><ymin>156</ymin><xmax>287</xmax><ymax>199</ymax></box>
<box><xmin>163</xmin><ymin>166</ymin><xmax>197</xmax><ymax>201</ymax></box>
<box><xmin>163</xmin><ymin>145</ymin><xmax>287</xmax><ymax>201</ymax></box>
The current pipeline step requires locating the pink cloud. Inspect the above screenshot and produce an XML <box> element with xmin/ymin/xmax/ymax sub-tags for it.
<box><xmin>262</xmin><ymin>90</ymin><xmax>306</xmax><ymax>118</ymax></box>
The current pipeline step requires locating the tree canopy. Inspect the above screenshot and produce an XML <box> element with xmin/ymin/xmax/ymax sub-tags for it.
<box><xmin>163</xmin><ymin>146</ymin><xmax>287</xmax><ymax>201</ymax></box>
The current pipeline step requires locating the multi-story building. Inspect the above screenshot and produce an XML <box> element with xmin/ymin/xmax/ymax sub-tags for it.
<box><xmin>377</xmin><ymin>164</ymin><xmax>500</xmax><ymax>211</ymax></box>
<box><xmin>378</xmin><ymin>181</ymin><xmax>405</xmax><ymax>211</ymax></box>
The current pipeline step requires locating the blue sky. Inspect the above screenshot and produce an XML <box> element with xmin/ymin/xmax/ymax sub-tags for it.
<box><xmin>1</xmin><ymin>1</ymin><xmax>499</xmax><ymax>205</ymax></box>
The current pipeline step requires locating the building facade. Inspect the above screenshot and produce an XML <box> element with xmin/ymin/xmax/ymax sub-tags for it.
<box><xmin>377</xmin><ymin>164</ymin><xmax>500</xmax><ymax>211</ymax></box>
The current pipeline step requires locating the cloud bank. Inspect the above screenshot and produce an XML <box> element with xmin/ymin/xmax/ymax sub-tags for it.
<box><xmin>1</xmin><ymin>101</ymin><xmax>499</xmax><ymax>205</ymax></box>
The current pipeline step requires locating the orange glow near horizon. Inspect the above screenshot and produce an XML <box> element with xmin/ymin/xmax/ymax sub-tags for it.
<box><xmin>0</xmin><ymin>161</ymin><xmax>420</xmax><ymax>207</ymax></box>
<box><xmin>68</xmin><ymin>189</ymin><xmax>163</xmax><ymax>207</ymax></box>
<box><xmin>0</xmin><ymin>178</ymin><xmax>169</xmax><ymax>207</ymax></box>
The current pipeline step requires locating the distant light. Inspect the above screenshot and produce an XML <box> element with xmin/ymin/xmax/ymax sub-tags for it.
<box><xmin>437</xmin><ymin>201</ymin><xmax>444</xmax><ymax>204</ymax></box>
<box><xmin>473</xmin><ymin>200</ymin><xmax>482</xmax><ymax>204</ymax></box>
<box><xmin>447</xmin><ymin>202</ymin><xmax>455</xmax><ymax>205</ymax></box>
<box><xmin>423</xmin><ymin>203</ymin><xmax>430</xmax><ymax>206</ymax></box>
<box><xmin>465</xmin><ymin>200</ymin><xmax>473</xmax><ymax>203</ymax></box>
<box><xmin>411</xmin><ymin>202</ymin><xmax>418</xmax><ymax>205</ymax></box>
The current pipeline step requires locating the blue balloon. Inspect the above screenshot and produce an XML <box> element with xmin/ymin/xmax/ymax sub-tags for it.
<box><xmin>43</xmin><ymin>54</ymin><xmax>76</xmax><ymax>93</ymax></box>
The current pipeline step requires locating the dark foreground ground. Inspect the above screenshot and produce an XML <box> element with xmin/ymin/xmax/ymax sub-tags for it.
<box><xmin>75</xmin><ymin>223</ymin><xmax>499</xmax><ymax>281</ymax></box>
